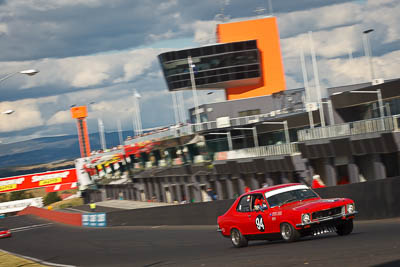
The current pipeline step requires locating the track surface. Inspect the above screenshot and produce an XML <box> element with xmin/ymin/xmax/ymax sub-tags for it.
<box><xmin>0</xmin><ymin>215</ymin><xmax>399</xmax><ymax>267</ymax></box>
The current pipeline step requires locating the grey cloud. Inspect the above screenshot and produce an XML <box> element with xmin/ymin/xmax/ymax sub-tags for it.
<box><xmin>0</xmin><ymin>0</ymin><xmax>361</xmax><ymax>61</ymax></box>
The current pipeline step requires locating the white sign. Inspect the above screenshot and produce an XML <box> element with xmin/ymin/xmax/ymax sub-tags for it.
<box><xmin>0</xmin><ymin>197</ymin><xmax>43</xmax><ymax>214</ymax></box>
<box><xmin>216</xmin><ymin>116</ymin><xmax>231</xmax><ymax>128</ymax></box>
<box><xmin>305</xmin><ymin>102</ymin><xmax>318</xmax><ymax>112</ymax></box>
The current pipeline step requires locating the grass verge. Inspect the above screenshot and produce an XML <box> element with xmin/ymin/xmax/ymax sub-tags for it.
<box><xmin>0</xmin><ymin>250</ymin><xmax>47</xmax><ymax>267</ymax></box>
<box><xmin>48</xmin><ymin>197</ymin><xmax>84</xmax><ymax>210</ymax></box>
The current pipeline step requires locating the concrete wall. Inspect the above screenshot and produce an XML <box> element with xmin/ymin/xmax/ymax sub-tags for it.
<box><xmin>315</xmin><ymin>177</ymin><xmax>400</xmax><ymax>220</ymax></box>
<box><xmin>106</xmin><ymin>177</ymin><xmax>400</xmax><ymax>226</ymax></box>
<box><xmin>18</xmin><ymin>206</ymin><xmax>82</xmax><ymax>226</ymax></box>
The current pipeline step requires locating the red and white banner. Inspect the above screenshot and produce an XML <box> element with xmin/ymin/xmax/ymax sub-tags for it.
<box><xmin>0</xmin><ymin>168</ymin><xmax>77</xmax><ymax>193</ymax></box>
<box><xmin>45</xmin><ymin>182</ymin><xmax>78</xmax><ymax>192</ymax></box>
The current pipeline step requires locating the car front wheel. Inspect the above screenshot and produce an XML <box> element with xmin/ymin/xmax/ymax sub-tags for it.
<box><xmin>336</xmin><ymin>219</ymin><xmax>353</xmax><ymax>236</ymax></box>
<box><xmin>280</xmin><ymin>222</ymin><xmax>300</xmax><ymax>242</ymax></box>
<box><xmin>230</xmin><ymin>228</ymin><xmax>248</xmax><ymax>248</ymax></box>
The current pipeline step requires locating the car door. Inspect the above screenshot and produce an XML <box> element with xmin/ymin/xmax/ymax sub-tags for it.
<box><xmin>247</xmin><ymin>193</ymin><xmax>271</xmax><ymax>235</ymax></box>
<box><xmin>233</xmin><ymin>194</ymin><xmax>254</xmax><ymax>235</ymax></box>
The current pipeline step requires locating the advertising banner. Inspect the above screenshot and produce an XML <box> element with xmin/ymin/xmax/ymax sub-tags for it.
<box><xmin>0</xmin><ymin>197</ymin><xmax>43</xmax><ymax>214</ymax></box>
<box><xmin>82</xmin><ymin>213</ymin><xmax>106</xmax><ymax>227</ymax></box>
<box><xmin>0</xmin><ymin>168</ymin><xmax>77</xmax><ymax>193</ymax></box>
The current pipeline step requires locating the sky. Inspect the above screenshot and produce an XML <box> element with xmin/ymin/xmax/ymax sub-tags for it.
<box><xmin>0</xmin><ymin>0</ymin><xmax>399</xmax><ymax>144</ymax></box>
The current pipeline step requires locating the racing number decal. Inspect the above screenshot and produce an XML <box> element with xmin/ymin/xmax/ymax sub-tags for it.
<box><xmin>255</xmin><ymin>215</ymin><xmax>265</xmax><ymax>232</ymax></box>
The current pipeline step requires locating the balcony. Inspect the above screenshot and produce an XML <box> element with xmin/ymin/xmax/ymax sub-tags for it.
<box><xmin>297</xmin><ymin>115</ymin><xmax>400</xmax><ymax>141</ymax></box>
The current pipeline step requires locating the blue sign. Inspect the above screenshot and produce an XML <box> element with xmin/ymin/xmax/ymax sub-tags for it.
<box><xmin>82</xmin><ymin>213</ymin><xmax>106</xmax><ymax>227</ymax></box>
<box><xmin>0</xmin><ymin>214</ymin><xmax>5</xmax><ymax>219</ymax></box>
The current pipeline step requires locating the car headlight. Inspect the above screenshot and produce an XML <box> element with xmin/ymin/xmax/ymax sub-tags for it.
<box><xmin>302</xmin><ymin>213</ymin><xmax>311</xmax><ymax>224</ymax></box>
<box><xmin>347</xmin><ymin>203</ymin><xmax>355</xmax><ymax>214</ymax></box>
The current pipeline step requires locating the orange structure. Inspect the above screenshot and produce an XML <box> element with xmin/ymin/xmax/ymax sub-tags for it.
<box><xmin>217</xmin><ymin>17</ymin><xmax>286</xmax><ymax>100</ymax></box>
<box><xmin>70</xmin><ymin>106</ymin><xmax>91</xmax><ymax>158</ymax></box>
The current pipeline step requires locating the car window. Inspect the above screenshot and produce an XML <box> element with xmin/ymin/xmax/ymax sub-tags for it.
<box><xmin>266</xmin><ymin>188</ymin><xmax>319</xmax><ymax>208</ymax></box>
<box><xmin>251</xmin><ymin>193</ymin><xmax>268</xmax><ymax>211</ymax></box>
<box><xmin>236</xmin><ymin>195</ymin><xmax>251</xmax><ymax>212</ymax></box>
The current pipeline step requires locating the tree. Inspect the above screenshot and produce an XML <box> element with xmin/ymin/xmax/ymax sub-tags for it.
<box><xmin>43</xmin><ymin>192</ymin><xmax>61</xmax><ymax>206</ymax></box>
<box><xmin>0</xmin><ymin>193</ymin><xmax>8</xmax><ymax>203</ymax></box>
<box><xmin>9</xmin><ymin>190</ymin><xmax>33</xmax><ymax>201</ymax></box>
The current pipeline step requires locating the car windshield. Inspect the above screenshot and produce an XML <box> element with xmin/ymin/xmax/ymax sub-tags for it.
<box><xmin>266</xmin><ymin>188</ymin><xmax>318</xmax><ymax>208</ymax></box>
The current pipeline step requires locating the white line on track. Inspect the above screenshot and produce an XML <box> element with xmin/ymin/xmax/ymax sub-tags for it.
<box><xmin>10</xmin><ymin>223</ymin><xmax>53</xmax><ymax>233</ymax></box>
<box><xmin>0</xmin><ymin>248</ymin><xmax>76</xmax><ymax>267</ymax></box>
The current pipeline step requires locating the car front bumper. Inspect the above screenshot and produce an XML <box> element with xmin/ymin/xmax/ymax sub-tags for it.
<box><xmin>296</xmin><ymin>211</ymin><xmax>358</xmax><ymax>228</ymax></box>
<box><xmin>0</xmin><ymin>233</ymin><xmax>11</xmax><ymax>238</ymax></box>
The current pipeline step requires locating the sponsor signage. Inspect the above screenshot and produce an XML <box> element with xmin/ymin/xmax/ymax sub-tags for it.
<box><xmin>82</xmin><ymin>213</ymin><xmax>107</xmax><ymax>227</ymax></box>
<box><xmin>0</xmin><ymin>197</ymin><xmax>43</xmax><ymax>214</ymax></box>
<box><xmin>0</xmin><ymin>168</ymin><xmax>77</xmax><ymax>193</ymax></box>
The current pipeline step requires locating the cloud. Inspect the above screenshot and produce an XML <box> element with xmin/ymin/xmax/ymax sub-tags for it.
<box><xmin>0</xmin><ymin>0</ymin><xmax>399</xmax><ymax>144</ymax></box>
<box><xmin>47</xmin><ymin>110</ymin><xmax>71</xmax><ymax>125</ymax></box>
<box><xmin>0</xmin><ymin>99</ymin><xmax>44</xmax><ymax>132</ymax></box>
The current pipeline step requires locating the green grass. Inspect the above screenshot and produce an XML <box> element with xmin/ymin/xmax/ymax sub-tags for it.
<box><xmin>47</xmin><ymin>197</ymin><xmax>84</xmax><ymax>210</ymax></box>
<box><xmin>0</xmin><ymin>250</ymin><xmax>48</xmax><ymax>267</ymax></box>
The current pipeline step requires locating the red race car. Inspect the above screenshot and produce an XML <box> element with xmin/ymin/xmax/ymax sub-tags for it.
<box><xmin>217</xmin><ymin>183</ymin><xmax>357</xmax><ymax>248</ymax></box>
<box><xmin>0</xmin><ymin>227</ymin><xmax>11</xmax><ymax>238</ymax></box>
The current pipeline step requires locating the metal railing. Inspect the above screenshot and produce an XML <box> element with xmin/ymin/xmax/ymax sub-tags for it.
<box><xmin>298</xmin><ymin>115</ymin><xmax>400</xmax><ymax>141</ymax></box>
<box><xmin>125</xmin><ymin>107</ymin><xmax>307</xmax><ymax>145</ymax></box>
<box><xmin>216</xmin><ymin>142</ymin><xmax>299</xmax><ymax>161</ymax></box>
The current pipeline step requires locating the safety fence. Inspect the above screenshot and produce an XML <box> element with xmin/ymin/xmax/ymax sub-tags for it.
<box><xmin>214</xmin><ymin>143</ymin><xmax>299</xmax><ymax>161</ymax></box>
<box><xmin>298</xmin><ymin>115</ymin><xmax>400</xmax><ymax>141</ymax></box>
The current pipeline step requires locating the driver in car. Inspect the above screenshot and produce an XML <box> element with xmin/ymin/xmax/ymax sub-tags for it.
<box><xmin>254</xmin><ymin>195</ymin><xmax>268</xmax><ymax>211</ymax></box>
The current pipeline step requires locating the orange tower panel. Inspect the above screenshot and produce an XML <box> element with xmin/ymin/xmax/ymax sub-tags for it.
<box><xmin>70</xmin><ymin>106</ymin><xmax>88</xmax><ymax>119</ymax></box>
<box><xmin>217</xmin><ymin>17</ymin><xmax>286</xmax><ymax>100</ymax></box>
<box><xmin>70</xmin><ymin>106</ymin><xmax>91</xmax><ymax>157</ymax></box>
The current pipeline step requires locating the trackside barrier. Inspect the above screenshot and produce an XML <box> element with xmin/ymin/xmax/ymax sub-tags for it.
<box><xmin>17</xmin><ymin>177</ymin><xmax>400</xmax><ymax>226</ymax></box>
<box><xmin>82</xmin><ymin>213</ymin><xmax>107</xmax><ymax>227</ymax></box>
<box><xmin>314</xmin><ymin>176</ymin><xmax>400</xmax><ymax>220</ymax></box>
<box><xmin>18</xmin><ymin>206</ymin><xmax>82</xmax><ymax>226</ymax></box>
<box><xmin>106</xmin><ymin>177</ymin><xmax>400</xmax><ymax>226</ymax></box>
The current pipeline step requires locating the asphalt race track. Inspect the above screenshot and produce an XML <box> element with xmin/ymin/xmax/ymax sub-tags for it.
<box><xmin>0</xmin><ymin>215</ymin><xmax>399</xmax><ymax>267</ymax></box>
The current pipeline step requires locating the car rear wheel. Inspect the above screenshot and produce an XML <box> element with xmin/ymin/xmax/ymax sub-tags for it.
<box><xmin>280</xmin><ymin>222</ymin><xmax>300</xmax><ymax>242</ymax></box>
<box><xmin>230</xmin><ymin>228</ymin><xmax>248</xmax><ymax>248</ymax></box>
<box><xmin>336</xmin><ymin>219</ymin><xmax>353</xmax><ymax>236</ymax></box>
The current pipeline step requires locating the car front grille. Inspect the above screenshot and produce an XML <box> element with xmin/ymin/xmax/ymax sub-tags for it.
<box><xmin>312</xmin><ymin>206</ymin><xmax>343</xmax><ymax>220</ymax></box>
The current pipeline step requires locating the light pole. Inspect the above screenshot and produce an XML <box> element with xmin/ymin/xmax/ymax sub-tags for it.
<box><xmin>308</xmin><ymin>31</ymin><xmax>326</xmax><ymax>127</ymax></box>
<box><xmin>98</xmin><ymin>118</ymin><xmax>106</xmax><ymax>151</ymax></box>
<box><xmin>132</xmin><ymin>89</ymin><xmax>142</xmax><ymax>136</ymax></box>
<box><xmin>188</xmin><ymin>56</ymin><xmax>201</xmax><ymax>130</ymax></box>
<box><xmin>0</xmin><ymin>69</ymin><xmax>39</xmax><ymax>84</ymax></box>
<box><xmin>2</xmin><ymin>110</ymin><xmax>14</xmax><ymax>115</ymax></box>
<box><xmin>233</xmin><ymin>127</ymin><xmax>259</xmax><ymax>147</ymax></box>
<box><xmin>300</xmin><ymin>46</ymin><xmax>315</xmax><ymax>129</ymax></box>
<box><xmin>117</xmin><ymin>119</ymin><xmax>123</xmax><ymax>146</ymax></box>
<box><xmin>320</xmin><ymin>100</ymin><xmax>335</xmax><ymax>125</ymax></box>
<box><xmin>0</xmin><ymin>69</ymin><xmax>39</xmax><ymax>117</ymax></box>
<box><xmin>262</xmin><ymin>120</ymin><xmax>290</xmax><ymax>143</ymax></box>
<box><xmin>362</xmin><ymin>29</ymin><xmax>375</xmax><ymax>82</ymax></box>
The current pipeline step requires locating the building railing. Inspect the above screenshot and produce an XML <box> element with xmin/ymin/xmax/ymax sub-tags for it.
<box><xmin>298</xmin><ymin>115</ymin><xmax>400</xmax><ymax>141</ymax></box>
<box><xmin>125</xmin><ymin>107</ymin><xmax>306</xmax><ymax>145</ymax></box>
<box><xmin>214</xmin><ymin>142</ymin><xmax>299</xmax><ymax>161</ymax></box>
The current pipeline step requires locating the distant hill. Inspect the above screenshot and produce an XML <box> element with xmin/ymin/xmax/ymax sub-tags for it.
<box><xmin>0</xmin><ymin>130</ymin><xmax>133</xmax><ymax>171</ymax></box>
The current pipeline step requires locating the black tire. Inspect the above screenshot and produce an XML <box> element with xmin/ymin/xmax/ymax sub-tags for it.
<box><xmin>230</xmin><ymin>228</ymin><xmax>248</xmax><ymax>248</ymax></box>
<box><xmin>336</xmin><ymin>219</ymin><xmax>353</xmax><ymax>236</ymax></box>
<box><xmin>280</xmin><ymin>222</ymin><xmax>300</xmax><ymax>242</ymax></box>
